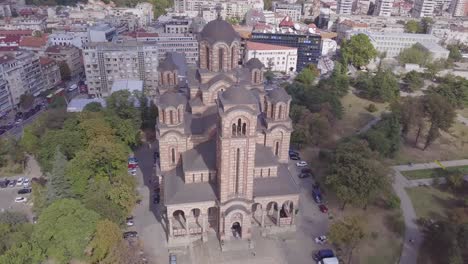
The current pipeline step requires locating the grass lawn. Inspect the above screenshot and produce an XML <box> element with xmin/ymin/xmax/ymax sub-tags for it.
<box><xmin>406</xmin><ymin>186</ymin><xmax>456</xmax><ymax>221</ymax></box>
<box><xmin>401</xmin><ymin>165</ymin><xmax>468</xmax><ymax>180</ymax></box>
<box><xmin>334</xmin><ymin>92</ymin><xmax>388</xmax><ymax>139</ymax></box>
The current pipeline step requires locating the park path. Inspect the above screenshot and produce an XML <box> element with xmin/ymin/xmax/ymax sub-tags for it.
<box><xmin>392</xmin><ymin>159</ymin><xmax>468</xmax><ymax>264</ymax></box>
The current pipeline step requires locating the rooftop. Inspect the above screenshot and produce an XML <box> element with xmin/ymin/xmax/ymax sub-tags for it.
<box><xmin>19</xmin><ymin>35</ymin><xmax>48</xmax><ymax>48</ymax></box>
<box><xmin>246</xmin><ymin>41</ymin><xmax>296</xmax><ymax>51</ymax></box>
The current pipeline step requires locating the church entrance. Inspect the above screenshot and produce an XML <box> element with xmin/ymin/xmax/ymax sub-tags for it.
<box><xmin>231</xmin><ymin>222</ymin><xmax>242</xmax><ymax>239</ymax></box>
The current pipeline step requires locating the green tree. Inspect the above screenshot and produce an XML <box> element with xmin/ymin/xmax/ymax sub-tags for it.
<box><xmin>405</xmin><ymin>20</ymin><xmax>423</xmax><ymax>33</ymax></box>
<box><xmin>363</xmin><ymin>113</ymin><xmax>401</xmax><ymax>157</ymax></box>
<box><xmin>329</xmin><ymin>216</ymin><xmax>365</xmax><ymax>264</ymax></box>
<box><xmin>31</xmin><ymin>180</ymin><xmax>47</xmax><ymax>215</ymax></box>
<box><xmin>403</xmin><ymin>70</ymin><xmax>424</xmax><ymax>92</ymax></box>
<box><xmin>151</xmin><ymin>0</ymin><xmax>171</xmax><ymax>18</ymax></box>
<box><xmin>448</xmin><ymin>45</ymin><xmax>463</xmax><ymax>62</ymax></box>
<box><xmin>326</xmin><ymin>139</ymin><xmax>391</xmax><ymax>209</ymax></box>
<box><xmin>398</xmin><ymin>44</ymin><xmax>432</xmax><ymax>66</ymax></box>
<box><xmin>89</xmin><ymin>220</ymin><xmax>122</xmax><ymax>263</ymax></box>
<box><xmin>425</xmin><ymin>59</ymin><xmax>445</xmax><ymax>79</ymax></box>
<box><xmin>428</xmin><ymin>75</ymin><xmax>468</xmax><ymax>109</ymax></box>
<box><xmin>421</xmin><ymin>17</ymin><xmax>434</xmax><ymax>33</ymax></box>
<box><xmin>106</xmin><ymin>90</ymin><xmax>140</xmax><ymax>121</ymax></box>
<box><xmin>355</xmin><ymin>69</ymin><xmax>399</xmax><ymax>102</ymax></box>
<box><xmin>295</xmin><ymin>64</ymin><xmax>320</xmax><ymax>86</ymax></box>
<box><xmin>83</xmin><ymin>102</ymin><xmax>103</xmax><ymax>112</ymax></box>
<box><xmin>20</xmin><ymin>127</ymin><xmax>40</xmax><ymax>154</ymax></box>
<box><xmin>422</xmin><ymin>94</ymin><xmax>456</xmax><ymax>150</ymax></box>
<box><xmin>32</xmin><ymin>199</ymin><xmax>100</xmax><ymax>264</ymax></box>
<box><xmin>264</xmin><ymin>0</ymin><xmax>273</xmax><ymax>10</ymax></box>
<box><xmin>19</xmin><ymin>93</ymin><xmax>35</xmax><ymax>110</ymax></box>
<box><xmin>341</xmin><ymin>34</ymin><xmax>378</xmax><ymax>68</ymax></box>
<box><xmin>58</xmin><ymin>61</ymin><xmax>71</xmax><ymax>81</ymax></box>
<box><xmin>46</xmin><ymin>149</ymin><xmax>72</xmax><ymax>205</ymax></box>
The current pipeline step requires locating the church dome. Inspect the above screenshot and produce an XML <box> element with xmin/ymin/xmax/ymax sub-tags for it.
<box><xmin>245</xmin><ymin>58</ymin><xmax>264</xmax><ymax>71</ymax></box>
<box><xmin>221</xmin><ymin>86</ymin><xmax>257</xmax><ymax>105</ymax></box>
<box><xmin>200</xmin><ymin>18</ymin><xmax>240</xmax><ymax>45</ymax></box>
<box><xmin>268</xmin><ymin>88</ymin><xmax>290</xmax><ymax>103</ymax></box>
<box><xmin>158</xmin><ymin>53</ymin><xmax>178</xmax><ymax>72</ymax></box>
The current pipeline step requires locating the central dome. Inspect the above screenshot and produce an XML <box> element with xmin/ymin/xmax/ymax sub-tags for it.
<box><xmin>200</xmin><ymin>18</ymin><xmax>240</xmax><ymax>45</ymax></box>
<box><xmin>221</xmin><ymin>86</ymin><xmax>257</xmax><ymax>105</ymax></box>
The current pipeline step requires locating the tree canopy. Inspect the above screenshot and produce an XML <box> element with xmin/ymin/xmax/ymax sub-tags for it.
<box><xmin>403</xmin><ymin>71</ymin><xmax>424</xmax><ymax>92</ymax></box>
<box><xmin>404</xmin><ymin>20</ymin><xmax>423</xmax><ymax>33</ymax></box>
<box><xmin>355</xmin><ymin>69</ymin><xmax>399</xmax><ymax>102</ymax></box>
<box><xmin>341</xmin><ymin>34</ymin><xmax>378</xmax><ymax>68</ymax></box>
<box><xmin>428</xmin><ymin>75</ymin><xmax>468</xmax><ymax>109</ymax></box>
<box><xmin>329</xmin><ymin>216</ymin><xmax>365</xmax><ymax>263</ymax></box>
<box><xmin>398</xmin><ymin>44</ymin><xmax>432</xmax><ymax>66</ymax></box>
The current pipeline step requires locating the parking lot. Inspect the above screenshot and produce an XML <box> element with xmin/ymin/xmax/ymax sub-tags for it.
<box><xmin>0</xmin><ymin>176</ymin><xmax>33</xmax><ymax>218</ymax></box>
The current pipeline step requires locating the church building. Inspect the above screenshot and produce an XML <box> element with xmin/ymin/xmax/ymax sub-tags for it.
<box><xmin>155</xmin><ymin>15</ymin><xmax>299</xmax><ymax>247</ymax></box>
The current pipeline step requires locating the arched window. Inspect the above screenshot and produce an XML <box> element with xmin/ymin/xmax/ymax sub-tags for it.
<box><xmin>270</xmin><ymin>104</ymin><xmax>274</xmax><ymax>118</ymax></box>
<box><xmin>242</xmin><ymin>123</ymin><xmax>246</xmax><ymax>135</ymax></box>
<box><xmin>169</xmin><ymin>110</ymin><xmax>174</xmax><ymax>125</ymax></box>
<box><xmin>237</xmin><ymin>118</ymin><xmax>242</xmax><ymax>135</ymax></box>
<box><xmin>264</xmin><ymin>98</ymin><xmax>268</xmax><ymax>113</ymax></box>
<box><xmin>232</xmin><ymin>123</ymin><xmax>236</xmax><ymax>136</ymax></box>
<box><xmin>162</xmin><ymin>109</ymin><xmax>166</xmax><ymax>123</ymax></box>
<box><xmin>231</xmin><ymin>46</ymin><xmax>236</xmax><ymax>69</ymax></box>
<box><xmin>219</xmin><ymin>48</ymin><xmax>224</xmax><ymax>71</ymax></box>
<box><xmin>178</xmin><ymin>108</ymin><xmax>182</xmax><ymax>123</ymax></box>
<box><xmin>235</xmin><ymin>148</ymin><xmax>240</xmax><ymax>194</ymax></box>
<box><xmin>171</xmin><ymin>148</ymin><xmax>176</xmax><ymax>164</ymax></box>
<box><xmin>206</xmin><ymin>46</ymin><xmax>210</xmax><ymax>69</ymax></box>
<box><xmin>254</xmin><ymin>71</ymin><xmax>259</xmax><ymax>84</ymax></box>
<box><xmin>173</xmin><ymin>72</ymin><xmax>177</xmax><ymax>84</ymax></box>
<box><xmin>275</xmin><ymin>141</ymin><xmax>279</xmax><ymax>156</ymax></box>
<box><xmin>278</xmin><ymin>105</ymin><xmax>283</xmax><ymax>119</ymax></box>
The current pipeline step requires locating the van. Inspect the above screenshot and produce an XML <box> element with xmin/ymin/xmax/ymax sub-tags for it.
<box><xmin>313</xmin><ymin>249</ymin><xmax>334</xmax><ymax>261</ymax></box>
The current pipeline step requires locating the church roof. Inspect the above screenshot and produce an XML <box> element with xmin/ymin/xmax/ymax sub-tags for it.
<box><xmin>158</xmin><ymin>53</ymin><xmax>178</xmax><ymax>72</ymax></box>
<box><xmin>267</xmin><ymin>88</ymin><xmax>290</xmax><ymax>103</ymax></box>
<box><xmin>182</xmin><ymin>140</ymin><xmax>216</xmax><ymax>172</ymax></box>
<box><xmin>245</xmin><ymin>58</ymin><xmax>264</xmax><ymax>70</ymax></box>
<box><xmin>255</xmin><ymin>144</ymin><xmax>278</xmax><ymax>167</ymax></box>
<box><xmin>200</xmin><ymin>17</ymin><xmax>240</xmax><ymax>45</ymax></box>
<box><xmin>220</xmin><ymin>86</ymin><xmax>257</xmax><ymax>105</ymax></box>
<box><xmin>159</xmin><ymin>92</ymin><xmax>186</xmax><ymax>107</ymax></box>
<box><xmin>253</xmin><ymin>164</ymin><xmax>300</xmax><ymax>197</ymax></box>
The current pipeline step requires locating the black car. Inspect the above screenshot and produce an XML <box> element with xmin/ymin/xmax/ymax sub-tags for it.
<box><xmin>301</xmin><ymin>168</ymin><xmax>312</xmax><ymax>174</ymax></box>
<box><xmin>0</xmin><ymin>179</ymin><xmax>9</xmax><ymax>188</ymax></box>
<box><xmin>298</xmin><ymin>172</ymin><xmax>311</xmax><ymax>178</ymax></box>
<box><xmin>123</xmin><ymin>231</ymin><xmax>138</xmax><ymax>239</ymax></box>
<box><xmin>289</xmin><ymin>155</ymin><xmax>300</xmax><ymax>160</ymax></box>
<box><xmin>17</xmin><ymin>188</ymin><xmax>32</xmax><ymax>194</ymax></box>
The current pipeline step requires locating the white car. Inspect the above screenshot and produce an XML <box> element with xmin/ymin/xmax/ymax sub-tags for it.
<box><xmin>23</xmin><ymin>178</ymin><xmax>30</xmax><ymax>187</ymax></box>
<box><xmin>16</xmin><ymin>177</ymin><xmax>24</xmax><ymax>186</ymax></box>
<box><xmin>315</xmin><ymin>235</ymin><xmax>328</xmax><ymax>244</ymax></box>
<box><xmin>296</xmin><ymin>161</ymin><xmax>308</xmax><ymax>167</ymax></box>
<box><xmin>14</xmin><ymin>197</ymin><xmax>27</xmax><ymax>203</ymax></box>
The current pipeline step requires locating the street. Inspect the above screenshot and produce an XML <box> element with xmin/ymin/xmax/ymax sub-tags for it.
<box><xmin>130</xmin><ymin>143</ymin><xmax>330</xmax><ymax>264</ymax></box>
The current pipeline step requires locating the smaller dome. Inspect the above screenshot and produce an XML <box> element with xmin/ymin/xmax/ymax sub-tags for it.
<box><xmin>158</xmin><ymin>53</ymin><xmax>178</xmax><ymax>72</ymax></box>
<box><xmin>221</xmin><ymin>86</ymin><xmax>257</xmax><ymax>105</ymax></box>
<box><xmin>245</xmin><ymin>58</ymin><xmax>264</xmax><ymax>71</ymax></box>
<box><xmin>200</xmin><ymin>18</ymin><xmax>240</xmax><ymax>45</ymax></box>
<box><xmin>267</xmin><ymin>88</ymin><xmax>290</xmax><ymax>103</ymax></box>
<box><xmin>159</xmin><ymin>92</ymin><xmax>186</xmax><ymax>108</ymax></box>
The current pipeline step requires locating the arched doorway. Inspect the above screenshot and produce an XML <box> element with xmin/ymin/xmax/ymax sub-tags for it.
<box><xmin>231</xmin><ymin>222</ymin><xmax>241</xmax><ymax>239</ymax></box>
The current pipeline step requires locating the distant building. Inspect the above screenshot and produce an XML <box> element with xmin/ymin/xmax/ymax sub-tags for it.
<box><xmin>0</xmin><ymin>76</ymin><xmax>12</xmax><ymax>112</ymax></box>
<box><xmin>337</xmin><ymin>0</ymin><xmax>354</xmax><ymax>14</ymax></box>
<box><xmin>412</xmin><ymin>0</ymin><xmax>436</xmax><ymax>17</ymax></box>
<box><xmin>82</xmin><ymin>41</ymin><xmax>159</xmax><ymax>97</ymax></box>
<box><xmin>450</xmin><ymin>0</ymin><xmax>468</xmax><ymax>16</ymax></box>
<box><xmin>88</xmin><ymin>24</ymin><xmax>116</xmax><ymax>43</ymax></box>
<box><xmin>49</xmin><ymin>31</ymin><xmax>89</xmax><ymax>49</ymax></box>
<box><xmin>273</xmin><ymin>2</ymin><xmax>303</xmax><ymax>21</ymax></box>
<box><xmin>0</xmin><ymin>15</ymin><xmax>47</xmax><ymax>31</ymax></box>
<box><xmin>245</xmin><ymin>41</ymin><xmax>298</xmax><ymax>73</ymax></box>
<box><xmin>18</xmin><ymin>35</ymin><xmax>49</xmax><ymax>53</ymax></box>
<box><xmin>374</xmin><ymin>0</ymin><xmax>395</xmax><ymax>16</ymax></box>
<box><xmin>250</xmin><ymin>31</ymin><xmax>322</xmax><ymax>72</ymax></box>
<box><xmin>39</xmin><ymin>57</ymin><xmax>61</xmax><ymax>90</ymax></box>
<box><xmin>45</xmin><ymin>45</ymin><xmax>84</xmax><ymax>78</ymax></box>
<box><xmin>67</xmin><ymin>98</ymin><xmax>106</xmax><ymax>112</ymax></box>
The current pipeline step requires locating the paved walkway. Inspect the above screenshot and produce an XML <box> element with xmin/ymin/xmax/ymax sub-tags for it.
<box><xmin>392</xmin><ymin>159</ymin><xmax>468</xmax><ymax>264</ymax></box>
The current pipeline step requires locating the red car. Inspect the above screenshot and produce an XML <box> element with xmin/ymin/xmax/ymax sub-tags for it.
<box><xmin>128</xmin><ymin>163</ymin><xmax>137</xmax><ymax>169</ymax></box>
<box><xmin>319</xmin><ymin>204</ymin><xmax>328</xmax><ymax>213</ymax></box>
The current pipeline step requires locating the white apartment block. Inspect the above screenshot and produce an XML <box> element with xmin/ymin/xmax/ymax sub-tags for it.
<box><xmin>109</xmin><ymin>3</ymin><xmax>154</xmax><ymax>28</ymax></box>
<box><xmin>273</xmin><ymin>3</ymin><xmax>303</xmax><ymax>21</ymax></box>
<box><xmin>49</xmin><ymin>31</ymin><xmax>89</xmax><ymax>49</ymax></box>
<box><xmin>337</xmin><ymin>0</ymin><xmax>354</xmax><ymax>14</ymax></box>
<box><xmin>245</xmin><ymin>41</ymin><xmax>298</xmax><ymax>73</ymax></box>
<box><xmin>349</xmin><ymin>31</ymin><xmax>440</xmax><ymax>57</ymax></box>
<box><xmin>82</xmin><ymin>41</ymin><xmax>159</xmax><ymax>98</ymax></box>
<box><xmin>0</xmin><ymin>76</ymin><xmax>11</xmax><ymax>112</ymax></box>
<box><xmin>412</xmin><ymin>0</ymin><xmax>436</xmax><ymax>17</ymax></box>
<box><xmin>155</xmin><ymin>35</ymin><xmax>199</xmax><ymax>65</ymax></box>
<box><xmin>373</xmin><ymin>0</ymin><xmax>395</xmax><ymax>16</ymax></box>
<box><xmin>0</xmin><ymin>51</ymin><xmax>46</xmax><ymax>110</ymax></box>
<box><xmin>450</xmin><ymin>0</ymin><xmax>467</xmax><ymax>16</ymax></box>
<box><xmin>173</xmin><ymin>0</ymin><xmax>261</xmax><ymax>19</ymax></box>
<box><xmin>0</xmin><ymin>16</ymin><xmax>47</xmax><ymax>31</ymax></box>
<box><xmin>45</xmin><ymin>45</ymin><xmax>84</xmax><ymax>78</ymax></box>
<box><xmin>88</xmin><ymin>24</ymin><xmax>117</xmax><ymax>43</ymax></box>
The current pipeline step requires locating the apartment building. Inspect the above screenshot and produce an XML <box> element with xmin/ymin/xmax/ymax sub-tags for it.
<box><xmin>82</xmin><ymin>41</ymin><xmax>159</xmax><ymax>97</ymax></box>
<box><xmin>0</xmin><ymin>76</ymin><xmax>11</xmax><ymax>112</ymax></box>
<box><xmin>0</xmin><ymin>15</ymin><xmax>47</xmax><ymax>31</ymax></box>
<box><xmin>450</xmin><ymin>0</ymin><xmax>468</xmax><ymax>16</ymax></box>
<box><xmin>45</xmin><ymin>45</ymin><xmax>84</xmax><ymax>78</ymax></box>
<box><xmin>88</xmin><ymin>24</ymin><xmax>117</xmax><ymax>43</ymax></box>
<box><xmin>0</xmin><ymin>51</ymin><xmax>46</xmax><ymax>108</ymax></box>
<box><xmin>337</xmin><ymin>0</ymin><xmax>354</xmax><ymax>14</ymax></box>
<box><xmin>172</xmin><ymin>0</ymin><xmax>260</xmax><ymax>19</ymax></box>
<box><xmin>245</xmin><ymin>41</ymin><xmax>298</xmax><ymax>73</ymax></box>
<box><xmin>109</xmin><ymin>3</ymin><xmax>154</xmax><ymax>28</ymax></box>
<box><xmin>49</xmin><ymin>31</ymin><xmax>89</xmax><ymax>49</ymax></box>
<box><xmin>39</xmin><ymin>57</ymin><xmax>61</xmax><ymax>90</ymax></box>
<box><xmin>412</xmin><ymin>0</ymin><xmax>436</xmax><ymax>17</ymax></box>
<box><xmin>155</xmin><ymin>35</ymin><xmax>198</xmax><ymax>65</ymax></box>
<box><xmin>374</xmin><ymin>0</ymin><xmax>395</xmax><ymax>16</ymax></box>
<box><xmin>349</xmin><ymin>31</ymin><xmax>440</xmax><ymax>57</ymax></box>
<box><xmin>273</xmin><ymin>2</ymin><xmax>303</xmax><ymax>21</ymax></box>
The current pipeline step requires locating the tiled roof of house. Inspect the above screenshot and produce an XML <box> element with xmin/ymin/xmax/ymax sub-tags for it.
<box><xmin>279</xmin><ymin>16</ymin><xmax>295</xmax><ymax>28</ymax></box>
<box><xmin>19</xmin><ymin>35</ymin><xmax>48</xmax><ymax>48</ymax></box>
<box><xmin>39</xmin><ymin>57</ymin><xmax>55</xmax><ymax>66</ymax></box>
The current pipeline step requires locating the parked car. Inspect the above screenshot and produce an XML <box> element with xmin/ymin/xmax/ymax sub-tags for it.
<box><xmin>0</xmin><ymin>179</ymin><xmax>9</xmax><ymax>188</ymax></box>
<box><xmin>8</xmin><ymin>180</ymin><xmax>16</xmax><ymax>187</ymax></box>
<box><xmin>23</xmin><ymin>178</ymin><xmax>30</xmax><ymax>187</ymax></box>
<box><xmin>298</xmin><ymin>172</ymin><xmax>311</xmax><ymax>178</ymax></box>
<box><xmin>16</xmin><ymin>177</ymin><xmax>24</xmax><ymax>186</ymax></box>
<box><xmin>14</xmin><ymin>197</ymin><xmax>27</xmax><ymax>203</ymax></box>
<box><xmin>126</xmin><ymin>217</ymin><xmax>134</xmax><ymax>226</ymax></box>
<box><xmin>289</xmin><ymin>154</ymin><xmax>300</xmax><ymax>161</ymax></box>
<box><xmin>17</xmin><ymin>188</ymin><xmax>32</xmax><ymax>194</ymax></box>
<box><xmin>296</xmin><ymin>161</ymin><xmax>308</xmax><ymax>167</ymax></box>
<box><xmin>128</xmin><ymin>157</ymin><xmax>138</xmax><ymax>164</ymax></box>
<box><xmin>313</xmin><ymin>249</ymin><xmax>335</xmax><ymax>261</ymax></box>
<box><xmin>128</xmin><ymin>163</ymin><xmax>137</xmax><ymax>169</ymax></box>
<box><xmin>123</xmin><ymin>231</ymin><xmax>138</xmax><ymax>239</ymax></box>
<box><xmin>169</xmin><ymin>254</ymin><xmax>177</xmax><ymax>264</ymax></box>
<box><xmin>288</xmin><ymin>150</ymin><xmax>299</xmax><ymax>156</ymax></box>
<box><xmin>319</xmin><ymin>204</ymin><xmax>328</xmax><ymax>213</ymax></box>
<box><xmin>315</xmin><ymin>235</ymin><xmax>328</xmax><ymax>244</ymax></box>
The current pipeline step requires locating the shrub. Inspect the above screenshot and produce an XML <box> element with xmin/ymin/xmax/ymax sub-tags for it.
<box><xmin>386</xmin><ymin>194</ymin><xmax>401</xmax><ymax>209</ymax></box>
<box><xmin>367</xmin><ymin>103</ymin><xmax>378</xmax><ymax>112</ymax></box>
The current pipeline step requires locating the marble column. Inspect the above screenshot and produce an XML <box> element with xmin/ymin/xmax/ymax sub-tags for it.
<box><xmin>185</xmin><ymin>215</ymin><xmax>189</xmax><ymax>237</ymax></box>
<box><xmin>261</xmin><ymin>210</ymin><xmax>265</xmax><ymax>227</ymax></box>
<box><xmin>276</xmin><ymin>207</ymin><xmax>280</xmax><ymax>226</ymax></box>
<box><xmin>202</xmin><ymin>214</ymin><xmax>208</xmax><ymax>242</ymax></box>
<box><xmin>168</xmin><ymin>217</ymin><xmax>173</xmax><ymax>237</ymax></box>
<box><xmin>290</xmin><ymin>205</ymin><xmax>295</xmax><ymax>225</ymax></box>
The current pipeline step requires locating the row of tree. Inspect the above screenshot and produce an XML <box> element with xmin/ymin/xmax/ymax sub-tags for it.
<box><xmin>0</xmin><ymin>90</ymin><xmax>154</xmax><ymax>263</ymax></box>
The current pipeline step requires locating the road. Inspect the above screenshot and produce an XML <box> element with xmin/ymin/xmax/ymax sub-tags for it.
<box><xmin>392</xmin><ymin>159</ymin><xmax>468</xmax><ymax>264</ymax></box>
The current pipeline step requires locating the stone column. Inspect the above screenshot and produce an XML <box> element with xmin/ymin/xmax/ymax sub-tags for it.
<box><xmin>276</xmin><ymin>208</ymin><xmax>280</xmax><ymax>226</ymax></box>
<box><xmin>290</xmin><ymin>205</ymin><xmax>295</xmax><ymax>225</ymax></box>
<box><xmin>185</xmin><ymin>215</ymin><xmax>189</xmax><ymax>237</ymax></box>
<box><xmin>202</xmin><ymin>214</ymin><xmax>208</xmax><ymax>242</ymax></box>
<box><xmin>261</xmin><ymin>210</ymin><xmax>265</xmax><ymax>227</ymax></box>
<box><xmin>168</xmin><ymin>217</ymin><xmax>174</xmax><ymax>237</ymax></box>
